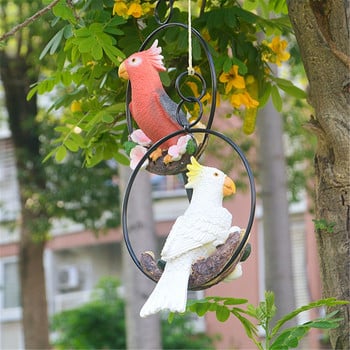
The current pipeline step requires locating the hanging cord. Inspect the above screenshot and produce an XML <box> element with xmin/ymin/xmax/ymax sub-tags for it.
<box><xmin>187</xmin><ymin>0</ymin><xmax>195</xmax><ymax>76</ymax></box>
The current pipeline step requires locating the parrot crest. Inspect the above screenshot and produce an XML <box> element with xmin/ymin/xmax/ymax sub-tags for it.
<box><xmin>142</xmin><ymin>39</ymin><xmax>166</xmax><ymax>72</ymax></box>
<box><xmin>185</xmin><ymin>157</ymin><xmax>203</xmax><ymax>188</ymax></box>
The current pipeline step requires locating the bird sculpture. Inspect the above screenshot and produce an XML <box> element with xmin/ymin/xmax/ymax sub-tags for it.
<box><xmin>140</xmin><ymin>156</ymin><xmax>238</xmax><ymax>317</ymax></box>
<box><xmin>118</xmin><ymin>40</ymin><xmax>189</xmax><ymax>163</ymax></box>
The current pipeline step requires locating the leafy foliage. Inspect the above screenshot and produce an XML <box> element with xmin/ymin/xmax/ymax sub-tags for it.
<box><xmin>38</xmin><ymin>116</ymin><xmax>121</xmax><ymax>235</ymax></box>
<box><xmin>51</xmin><ymin>277</ymin><xmax>215</xmax><ymax>350</ymax></box>
<box><xmin>186</xmin><ymin>291</ymin><xmax>348</xmax><ymax>350</ymax></box>
<box><xmin>162</xmin><ymin>313</ymin><xmax>215</xmax><ymax>350</ymax></box>
<box><xmin>51</xmin><ymin>277</ymin><xmax>126</xmax><ymax>349</ymax></box>
<box><xmin>24</xmin><ymin>0</ymin><xmax>306</xmax><ymax>167</ymax></box>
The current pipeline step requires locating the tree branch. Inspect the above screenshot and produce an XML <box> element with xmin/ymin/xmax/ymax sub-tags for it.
<box><xmin>0</xmin><ymin>0</ymin><xmax>61</xmax><ymax>42</ymax></box>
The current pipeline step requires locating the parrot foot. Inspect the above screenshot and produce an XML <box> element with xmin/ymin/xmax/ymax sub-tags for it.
<box><xmin>150</xmin><ymin>148</ymin><xmax>163</xmax><ymax>162</ymax></box>
<box><xmin>163</xmin><ymin>154</ymin><xmax>173</xmax><ymax>164</ymax></box>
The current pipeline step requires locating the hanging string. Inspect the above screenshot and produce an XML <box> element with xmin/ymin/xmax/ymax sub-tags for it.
<box><xmin>187</xmin><ymin>0</ymin><xmax>195</xmax><ymax>76</ymax></box>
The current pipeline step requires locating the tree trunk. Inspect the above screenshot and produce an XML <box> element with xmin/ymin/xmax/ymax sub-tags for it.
<box><xmin>119</xmin><ymin>166</ymin><xmax>162</xmax><ymax>350</ymax></box>
<box><xmin>0</xmin><ymin>52</ymin><xmax>50</xmax><ymax>349</ymax></box>
<box><xmin>19</xmin><ymin>221</ymin><xmax>49</xmax><ymax>350</ymax></box>
<box><xmin>257</xmin><ymin>99</ymin><xmax>296</xmax><ymax>324</ymax></box>
<box><xmin>287</xmin><ymin>1</ymin><xmax>350</xmax><ymax>348</ymax></box>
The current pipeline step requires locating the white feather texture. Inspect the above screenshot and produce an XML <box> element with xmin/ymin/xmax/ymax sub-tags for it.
<box><xmin>140</xmin><ymin>159</ymin><xmax>236</xmax><ymax>317</ymax></box>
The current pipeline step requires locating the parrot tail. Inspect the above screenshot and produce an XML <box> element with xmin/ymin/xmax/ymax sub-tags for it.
<box><xmin>140</xmin><ymin>257</ymin><xmax>191</xmax><ymax>318</ymax></box>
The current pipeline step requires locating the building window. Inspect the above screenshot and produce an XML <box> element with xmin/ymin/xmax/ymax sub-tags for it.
<box><xmin>0</xmin><ymin>138</ymin><xmax>21</xmax><ymax>222</ymax></box>
<box><xmin>2</xmin><ymin>260</ymin><xmax>21</xmax><ymax>309</ymax></box>
<box><xmin>151</xmin><ymin>174</ymin><xmax>187</xmax><ymax>198</ymax></box>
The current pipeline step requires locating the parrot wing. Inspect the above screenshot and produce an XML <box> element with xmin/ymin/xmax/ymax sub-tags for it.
<box><xmin>161</xmin><ymin>210</ymin><xmax>231</xmax><ymax>261</ymax></box>
<box><xmin>157</xmin><ymin>90</ymin><xmax>189</xmax><ymax>128</ymax></box>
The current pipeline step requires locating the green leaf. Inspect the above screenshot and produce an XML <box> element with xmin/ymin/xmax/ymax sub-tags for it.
<box><xmin>79</xmin><ymin>37</ymin><xmax>94</xmax><ymax>53</ymax></box>
<box><xmin>104</xmin><ymin>26</ymin><xmax>124</xmax><ymax>36</ymax></box>
<box><xmin>61</xmin><ymin>71</ymin><xmax>72</xmax><ymax>86</ymax></box>
<box><xmin>223</xmin><ymin>298</ymin><xmax>248</xmax><ymax>306</ymax></box>
<box><xmin>102</xmin><ymin>114</ymin><xmax>115</xmax><ymax>123</ymax></box>
<box><xmin>75</xmin><ymin>27</ymin><xmax>91</xmax><ymax>38</ymax></box>
<box><xmin>52</xmin><ymin>0</ymin><xmax>76</xmax><ymax>23</ymax></box>
<box><xmin>271</xmin><ymin>85</ymin><xmax>282</xmax><ymax>112</ymax></box>
<box><xmin>232</xmin><ymin>57</ymin><xmax>248</xmax><ymax>75</ymax></box>
<box><xmin>272</xmin><ymin>77</ymin><xmax>307</xmax><ymax>99</ymax></box>
<box><xmin>103</xmin><ymin>45</ymin><xmax>125</xmax><ymax>64</ymax></box>
<box><xmin>223</xmin><ymin>57</ymin><xmax>233</xmax><ymax>72</ymax></box>
<box><xmin>42</xmin><ymin>148</ymin><xmax>56</xmax><ymax>163</ymax></box>
<box><xmin>270</xmin><ymin>330</ymin><xmax>293</xmax><ymax>350</ymax></box>
<box><xmin>271</xmin><ymin>298</ymin><xmax>348</xmax><ymax>338</ymax></box>
<box><xmin>216</xmin><ymin>305</ymin><xmax>230</xmax><ymax>322</ymax></box>
<box><xmin>167</xmin><ymin>312</ymin><xmax>175</xmax><ymax>324</ymax></box>
<box><xmin>123</xmin><ymin>141</ymin><xmax>137</xmax><ymax>156</ymax></box>
<box><xmin>186</xmin><ymin>139</ymin><xmax>197</xmax><ymax>155</ymax></box>
<box><xmin>39</xmin><ymin>27</ymin><xmax>65</xmax><ymax>60</ymax></box>
<box><xmin>278</xmin><ymin>84</ymin><xmax>307</xmax><ymax>99</ymax></box>
<box><xmin>27</xmin><ymin>85</ymin><xmax>38</xmax><ymax>101</ymax></box>
<box><xmin>195</xmin><ymin>302</ymin><xmax>211</xmax><ymax>317</ymax></box>
<box><xmin>63</xmin><ymin>24</ymin><xmax>73</xmax><ymax>39</ymax></box>
<box><xmin>70</xmin><ymin>132</ymin><xmax>85</xmax><ymax>147</ymax></box>
<box><xmin>307</xmin><ymin>320</ymin><xmax>341</xmax><ymax>329</ymax></box>
<box><xmin>224</xmin><ymin>8</ymin><xmax>237</xmax><ymax>28</ymax></box>
<box><xmin>271</xmin><ymin>326</ymin><xmax>308</xmax><ymax>350</ymax></box>
<box><xmin>232</xmin><ymin>6</ymin><xmax>258</xmax><ymax>24</ymax></box>
<box><xmin>55</xmin><ymin>145</ymin><xmax>67</xmax><ymax>163</ymax></box>
<box><xmin>231</xmin><ymin>309</ymin><xmax>257</xmax><ymax>339</ymax></box>
<box><xmin>258</xmin><ymin>82</ymin><xmax>272</xmax><ymax>108</ymax></box>
<box><xmin>89</xmin><ymin>23</ymin><xmax>104</xmax><ymax>34</ymax></box>
<box><xmin>208</xmin><ymin>302</ymin><xmax>217</xmax><ymax>312</ymax></box>
<box><xmin>64</xmin><ymin>139</ymin><xmax>79</xmax><ymax>152</ymax></box>
<box><xmin>192</xmin><ymin>39</ymin><xmax>202</xmax><ymax>61</ymax></box>
<box><xmin>91</xmin><ymin>43</ymin><xmax>103</xmax><ymax>60</ymax></box>
<box><xmin>159</xmin><ymin>71</ymin><xmax>171</xmax><ymax>87</ymax></box>
<box><xmin>113</xmin><ymin>152</ymin><xmax>130</xmax><ymax>166</ymax></box>
<box><xmin>272</xmin><ymin>0</ymin><xmax>288</xmax><ymax>14</ymax></box>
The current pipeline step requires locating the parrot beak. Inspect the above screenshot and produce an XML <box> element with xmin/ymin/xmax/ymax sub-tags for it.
<box><xmin>118</xmin><ymin>61</ymin><xmax>129</xmax><ymax>80</ymax></box>
<box><xmin>223</xmin><ymin>176</ymin><xmax>236</xmax><ymax>197</ymax></box>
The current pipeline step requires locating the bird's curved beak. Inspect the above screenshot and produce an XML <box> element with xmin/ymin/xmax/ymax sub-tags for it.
<box><xmin>223</xmin><ymin>176</ymin><xmax>236</xmax><ymax>197</ymax></box>
<box><xmin>118</xmin><ymin>61</ymin><xmax>129</xmax><ymax>80</ymax></box>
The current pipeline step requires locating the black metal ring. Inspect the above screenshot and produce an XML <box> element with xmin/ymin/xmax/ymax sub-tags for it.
<box><xmin>176</xmin><ymin>98</ymin><xmax>203</xmax><ymax>128</ymax></box>
<box><xmin>175</xmin><ymin>71</ymin><xmax>207</xmax><ymax>102</ymax></box>
<box><xmin>122</xmin><ymin>128</ymin><xmax>256</xmax><ymax>288</ymax></box>
<box><xmin>154</xmin><ymin>0</ymin><xmax>174</xmax><ymax>25</ymax></box>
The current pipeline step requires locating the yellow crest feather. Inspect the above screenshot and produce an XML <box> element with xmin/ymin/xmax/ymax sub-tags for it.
<box><xmin>185</xmin><ymin>157</ymin><xmax>203</xmax><ymax>187</ymax></box>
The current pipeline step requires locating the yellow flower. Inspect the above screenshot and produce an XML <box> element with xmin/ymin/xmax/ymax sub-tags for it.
<box><xmin>230</xmin><ymin>91</ymin><xmax>259</xmax><ymax>109</ymax></box>
<box><xmin>267</xmin><ymin>36</ymin><xmax>290</xmax><ymax>66</ymax></box>
<box><xmin>127</xmin><ymin>2</ymin><xmax>143</xmax><ymax>18</ymax></box>
<box><xmin>141</xmin><ymin>2</ymin><xmax>154</xmax><ymax>15</ymax></box>
<box><xmin>113</xmin><ymin>0</ymin><xmax>128</xmax><ymax>17</ymax></box>
<box><xmin>70</xmin><ymin>100</ymin><xmax>82</xmax><ymax>113</ymax></box>
<box><xmin>219</xmin><ymin>65</ymin><xmax>246</xmax><ymax>94</ymax></box>
<box><xmin>86</xmin><ymin>61</ymin><xmax>97</xmax><ymax>68</ymax></box>
<box><xmin>245</xmin><ymin>74</ymin><xmax>256</xmax><ymax>86</ymax></box>
<box><xmin>187</xmin><ymin>81</ymin><xmax>200</xmax><ymax>97</ymax></box>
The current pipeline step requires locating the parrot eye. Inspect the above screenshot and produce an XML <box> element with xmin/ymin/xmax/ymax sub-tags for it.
<box><xmin>129</xmin><ymin>56</ymin><xmax>141</xmax><ymax>66</ymax></box>
<box><xmin>214</xmin><ymin>172</ymin><xmax>219</xmax><ymax>177</ymax></box>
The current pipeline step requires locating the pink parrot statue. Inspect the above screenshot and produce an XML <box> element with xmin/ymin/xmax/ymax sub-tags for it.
<box><xmin>118</xmin><ymin>40</ymin><xmax>189</xmax><ymax>162</ymax></box>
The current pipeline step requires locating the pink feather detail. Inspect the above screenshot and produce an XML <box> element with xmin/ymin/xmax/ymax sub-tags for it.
<box><xmin>144</xmin><ymin>40</ymin><xmax>166</xmax><ymax>72</ymax></box>
<box><xmin>130</xmin><ymin>129</ymin><xmax>152</xmax><ymax>146</ymax></box>
<box><xmin>168</xmin><ymin>135</ymin><xmax>192</xmax><ymax>161</ymax></box>
<box><xmin>130</xmin><ymin>145</ymin><xmax>149</xmax><ymax>170</ymax></box>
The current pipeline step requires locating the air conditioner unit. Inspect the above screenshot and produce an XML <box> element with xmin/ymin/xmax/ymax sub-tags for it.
<box><xmin>57</xmin><ymin>266</ymin><xmax>80</xmax><ymax>290</ymax></box>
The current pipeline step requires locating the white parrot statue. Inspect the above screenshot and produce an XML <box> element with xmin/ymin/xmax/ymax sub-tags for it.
<box><xmin>140</xmin><ymin>156</ymin><xmax>238</xmax><ymax>318</ymax></box>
